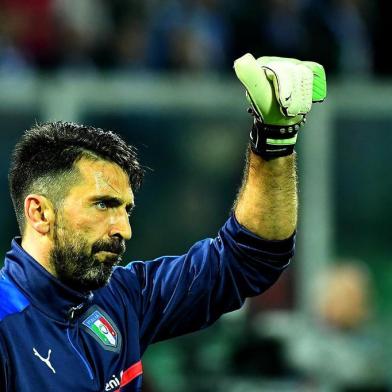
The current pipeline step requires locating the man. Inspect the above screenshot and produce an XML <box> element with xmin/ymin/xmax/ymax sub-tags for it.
<box><xmin>0</xmin><ymin>54</ymin><xmax>326</xmax><ymax>391</ymax></box>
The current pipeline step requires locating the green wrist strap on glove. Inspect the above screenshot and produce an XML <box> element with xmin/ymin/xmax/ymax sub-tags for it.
<box><xmin>234</xmin><ymin>53</ymin><xmax>327</xmax><ymax>160</ymax></box>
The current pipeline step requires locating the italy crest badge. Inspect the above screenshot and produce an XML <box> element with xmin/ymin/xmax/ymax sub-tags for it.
<box><xmin>82</xmin><ymin>306</ymin><xmax>122</xmax><ymax>352</ymax></box>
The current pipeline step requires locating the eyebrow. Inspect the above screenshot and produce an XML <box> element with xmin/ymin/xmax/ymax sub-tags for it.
<box><xmin>90</xmin><ymin>195</ymin><xmax>135</xmax><ymax>212</ymax></box>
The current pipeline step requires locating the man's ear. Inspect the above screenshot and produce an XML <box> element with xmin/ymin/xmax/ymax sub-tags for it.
<box><xmin>24</xmin><ymin>194</ymin><xmax>55</xmax><ymax>235</ymax></box>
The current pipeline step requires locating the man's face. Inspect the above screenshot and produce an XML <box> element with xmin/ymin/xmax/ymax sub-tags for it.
<box><xmin>50</xmin><ymin>157</ymin><xmax>134</xmax><ymax>292</ymax></box>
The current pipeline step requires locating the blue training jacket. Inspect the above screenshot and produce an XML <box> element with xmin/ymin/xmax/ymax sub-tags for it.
<box><xmin>0</xmin><ymin>215</ymin><xmax>294</xmax><ymax>391</ymax></box>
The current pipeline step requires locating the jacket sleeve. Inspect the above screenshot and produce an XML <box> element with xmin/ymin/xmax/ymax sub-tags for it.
<box><xmin>117</xmin><ymin>214</ymin><xmax>294</xmax><ymax>351</ymax></box>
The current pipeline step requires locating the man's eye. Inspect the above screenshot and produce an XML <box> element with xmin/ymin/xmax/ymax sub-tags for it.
<box><xmin>96</xmin><ymin>201</ymin><xmax>107</xmax><ymax>210</ymax></box>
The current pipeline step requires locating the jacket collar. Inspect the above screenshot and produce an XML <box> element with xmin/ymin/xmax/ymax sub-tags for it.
<box><xmin>3</xmin><ymin>237</ymin><xmax>93</xmax><ymax>323</ymax></box>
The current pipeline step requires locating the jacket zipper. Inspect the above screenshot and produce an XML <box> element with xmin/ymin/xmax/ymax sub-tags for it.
<box><xmin>67</xmin><ymin>319</ymin><xmax>94</xmax><ymax>381</ymax></box>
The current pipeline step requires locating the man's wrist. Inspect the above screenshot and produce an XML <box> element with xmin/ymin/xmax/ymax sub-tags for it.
<box><xmin>249</xmin><ymin>115</ymin><xmax>306</xmax><ymax>160</ymax></box>
<box><xmin>248</xmin><ymin>148</ymin><xmax>296</xmax><ymax>172</ymax></box>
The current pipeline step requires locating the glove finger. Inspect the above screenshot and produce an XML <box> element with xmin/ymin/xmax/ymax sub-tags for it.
<box><xmin>263</xmin><ymin>61</ymin><xmax>313</xmax><ymax>117</ymax></box>
<box><xmin>257</xmin><ymin>56</ymin><xmax>301</xmax><ymax>67</ymax></box>
<box><xmin>289</xmin><ymin>63</ymin><xmax>313</xmax><ymax>116</ymax></box>
<box><xmin>302</xmin><ymin>61</ymin><xmax>327</xmax><ymax>102</ymax></box>
<box><xmin>234</xmin><ymin>53</ymin><xmax>274</xmax><ymax>121</ymax></box>
<box><xmin>234</xmin><ymin>53</ymin><xmax>303</xmax><ymax>125</ymax></box>
<box><xmin>260</xmin><ymin>57</ymin><xmax>327</xmax><ymax>104</ymax></box>
<box><xmin>262</xmin><ymin>62</ymin><xmax>294</xmax><ymax>113</ymax></box>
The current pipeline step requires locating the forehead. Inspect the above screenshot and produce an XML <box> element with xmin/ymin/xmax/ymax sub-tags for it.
<box><xmin>70</xmin><ymin>157</ymin><xmax>134</xmax><ymax>202</ymax></box>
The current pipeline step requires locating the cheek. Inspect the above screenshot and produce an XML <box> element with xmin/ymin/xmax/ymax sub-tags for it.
<box><xmin>63</xmin><ymin>211</ymin><xmax>105</xmax><ymax>236</ymax></box>
<box><xmin>61</xmin><ymin>202</ymin><xmax>111</xmax><ymax>237</ymax></box>
<box><xmin>77</xmin><ymin>220</ymin><xmax>106</xmax><ymax>238</ymax></box>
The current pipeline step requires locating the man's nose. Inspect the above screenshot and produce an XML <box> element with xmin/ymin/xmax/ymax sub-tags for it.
<box><xmin>109</xmin><ymin>210</ymin><xmax>132</xmax><ymax>240</ymax></box>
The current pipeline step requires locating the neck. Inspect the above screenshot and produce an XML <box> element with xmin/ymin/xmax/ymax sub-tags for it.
<box><xmin>21</xmin><ymin>233</ymin><xmax>56</xmax><ymax>277</ymax></box>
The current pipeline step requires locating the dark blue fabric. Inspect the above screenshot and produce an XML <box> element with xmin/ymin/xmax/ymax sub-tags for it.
<box><xmin>0</xmin><ymin>276</ymin><xmax>29</xmax><ymax>321</ymax></box>
<box><xmin>0</xmin><ymin>215</ymin><xmax>294</xmax><ymax>391</ymax></box>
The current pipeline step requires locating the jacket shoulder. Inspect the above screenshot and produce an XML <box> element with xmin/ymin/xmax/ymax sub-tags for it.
<box><xmin>0</xmin><ymin>274</ymin><xmax>30</xmax><ymax>323</ymax></box>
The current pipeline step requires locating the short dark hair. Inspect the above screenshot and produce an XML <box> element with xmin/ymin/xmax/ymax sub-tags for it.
<box><xmin>9</xmin><ymin>121</ymin><xmax>144</xmax><ymax>233</ymax></box>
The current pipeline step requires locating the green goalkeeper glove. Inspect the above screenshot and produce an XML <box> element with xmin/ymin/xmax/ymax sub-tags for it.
<box><xmin>234</xmin><ymin>53</ymin><xmax>327</xmax><ymax>159</ymax></box>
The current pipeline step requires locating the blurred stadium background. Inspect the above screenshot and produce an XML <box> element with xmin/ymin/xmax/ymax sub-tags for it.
<box><xmin>1</xmin><ymin>0</ymin><xmax>392</xmax><ymax>391</ymax></box>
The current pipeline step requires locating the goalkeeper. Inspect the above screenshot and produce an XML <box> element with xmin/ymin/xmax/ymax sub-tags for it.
<box><xmin>0</xmin><ymin>54</ymin><xmax>326</xmax><ymax>391</ymax></box>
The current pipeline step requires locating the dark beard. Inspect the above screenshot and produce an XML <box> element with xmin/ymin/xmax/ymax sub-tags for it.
<box><xmin>50</xmin><ymin>229</ymin><xmax>126</xmax><ymax>292</ymax></box>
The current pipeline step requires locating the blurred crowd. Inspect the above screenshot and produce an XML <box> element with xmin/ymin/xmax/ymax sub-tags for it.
<box><xmin>0</xmin><ymin>0</ymin><xmax>390</xmax><ymax>76</ymax></box>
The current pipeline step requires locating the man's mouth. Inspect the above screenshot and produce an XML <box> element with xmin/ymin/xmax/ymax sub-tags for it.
<box><xmin>96</xmin><ymin>250</ymin><xmax>119</xmax><ymax>255</ymax></box>
<box><xmin>92</xmin><ymin>240</ymin><xmax>125</xmax><ymax>257</ymax></box>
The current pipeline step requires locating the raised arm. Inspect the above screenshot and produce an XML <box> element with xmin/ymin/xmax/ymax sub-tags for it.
<box><xmin>116</xmin><ymin>54</ymin><xmax>326</xmax><ymax>349</ymax></box>
<box><xmin>234</xmin><ymin>152</ymin><xmax>297</xmax><ymax>240</ymax></box>
<box><xmin>233</xmin><ymin>54</ymin><xmax>326</xmax><ymax>240</ymax></box>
